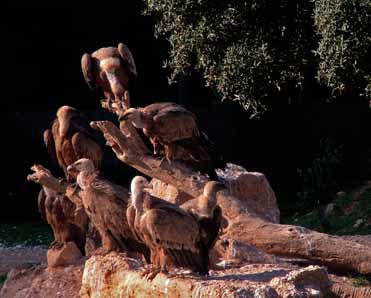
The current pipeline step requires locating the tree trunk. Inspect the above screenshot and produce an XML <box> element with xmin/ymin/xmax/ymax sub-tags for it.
<box><xmin>91</xmin><ymin>119</ymin><xmax>371</xmax><ymax>276</ymax></box>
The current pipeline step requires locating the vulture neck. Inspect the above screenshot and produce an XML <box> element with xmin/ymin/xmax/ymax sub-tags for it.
<box><xmin>77</xmin><ymin>170</ymin><xmax>94</xmax><ymax>191</ymax></box>
<box><xmin>197</xmin><ymin>193</ymin><xmax>216</xmax><ymax>219</ymax></box>
<box><xmin>43</xmin><ymin>185</ymin><xmax>57</xmax><ymax>198</ymax></box>
<box><xmin>40</xmin><ymin>175</ymin><xmax>62</xmax><ymax>197</ymax></box>
<box><xmin>132</xmin><ymin>192</ymin><xmax>146</xmax><ymax>228</ymax></box>
<box><xmin>132</xmin><ymin>191</ymin><xmax>145</xmax><ymax>213</ymax></box>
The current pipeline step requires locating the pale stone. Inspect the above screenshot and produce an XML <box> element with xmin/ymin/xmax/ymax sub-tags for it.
<box><xmin>47</xmin><ymin>242</ymin><xmax>83</xmax><ymax>268</ymax></box>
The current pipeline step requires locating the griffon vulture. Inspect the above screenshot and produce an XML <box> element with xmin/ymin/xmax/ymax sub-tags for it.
<box><xmin>27</xmin><ymin>165</ymin><xmax>86</xmax><ymax>253</ymax></box>
<box><xmin>128</xmin><ymin>176</ymin><xmax>209</xmax><ymax>278</ymax></box>
<box><xmin>67</xmin><ymin>158</ymin><xmax>150</xmax><ymax>260</ymax></box>
<box><xmin>181</xmin><ymin>181</ymin><xmax>224</xmax><ymax>266</ymax></box>
<box><xmin>44</xmin><ymin>105</ymin><xmax>103</xmax><ymax>181</ymax></box>
<box><xmin>81</xmin><ymin>43</ymin><xmax>137</xmax><ymax>111</ymax></box>
<box><xmin>120</xmin><ymin>102</ymin><xmax>224</xmax><ymax>178</ymax></box>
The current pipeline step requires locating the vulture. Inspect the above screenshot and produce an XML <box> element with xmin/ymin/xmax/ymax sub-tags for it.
<box><xmin>27</xmin><ymin>165</ymin><xmax>86</xmax><ymax>253</ymax></box>
<box><xmin>120</xmin><ymin>102</ymin><xmax>225</xmax><ymax>178</ymax></box>
<box><xmin>181</xmin><ymin>181</ymin><xmax>225</xmax><ymax>266</ymax></box>
<box><xmin>67</xmin><ymin>158</ymin><xmax>150</xmax><ymax>260</ymax></box>
<box><xmin>81</xmin><ymin>43</ymin><xmax>137</xmax><ymax>111</ymax></box>
<box><xmin>44</xmin><ymin>105</ymin><xmax>103</xmax><ymax>181</ymax></box>
<box><xmin>127</xmin><ymin>176</ymin><xmax>209</xmax><ymax>278</ymax></box>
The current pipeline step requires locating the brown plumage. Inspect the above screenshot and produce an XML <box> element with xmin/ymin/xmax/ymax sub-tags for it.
<box><xmin>67</xmin><ymin>159</ymin><xmax>150</xmax><ymax>261</ymax></box>
<box><xmin>120</xmin><ymin>102</ymin><xmax>224</xmax><ymax>178</ymax></box>
<box><xmin>128</xmin><ymin>176</ymin><xmax>208</xmax><ymax>276</ymax></box>
<box><xmin>44</xmin><ymin>105</ymin><xmax>103</xmax><ymax>181</ymax></box>
<box><xmin>181</xmin><ymin>181</ymin><xmax>225</xmax><ymax>268</ymax></box>
<box><xmin>27</xmin><ymin>165</ymin><xmax>86</xmax><ymax>253</ymax></box>
<box><xmin>81</xmin><ymin>43</ymin><xmax>137</xmax><ymax>110</ymax></box>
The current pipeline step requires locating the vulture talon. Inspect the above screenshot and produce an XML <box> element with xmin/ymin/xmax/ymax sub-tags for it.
<box><xmin>141</xmin><ymin>267</ymin><xmax>163</xmax><ymax>281</ymax></box>
<box><xmin>49</xmin><ymin>240</ymin><xmax>58</xmax><ymax>249</ymax></box>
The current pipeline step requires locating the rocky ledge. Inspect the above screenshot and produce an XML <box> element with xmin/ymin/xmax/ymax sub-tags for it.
<box><xmin>79</xmin><ymin>253</ymin><xmax>330</xmax><ymax>298</ymax></box>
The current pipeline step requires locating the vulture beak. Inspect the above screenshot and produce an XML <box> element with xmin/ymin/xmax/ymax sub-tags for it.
<box><xmin>143</xmin><ymin>181</ymin><xmax>153</xmax><ymax>193</ymax></box>
<box><xmin>67</xmin><ymin>164</ymin><xmax>76</xmax><ymax>173</ymax></box>
<box><xmin>119</xmin><ymin>109</ymin><xmax>134</xmax><ymax>122</ymax></box>
<box><xmin>27</xmin><ymin>164</ymin><xmax>41</xmax><ymax>182</ymax></box>
<box><xmin>106</xmin><ymin>71</ymin><xmax>124</xmax><ymax>97</ymax></box>
<box><xmin>27</xmin><ymin>173</ymin><xmax>37</xmax><ymax>182</ymax></box>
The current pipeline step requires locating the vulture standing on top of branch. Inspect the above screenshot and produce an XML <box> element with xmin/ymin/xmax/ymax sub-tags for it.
<box><xmin>66</xmin><ymin>158</ymin><xmax>150</xmax><ymax>260</ymax></box>
<box><xmin>81</xmin><ymin>43</ymin><xmax>137</xmax><ymax>111</ymax></box>
<box><xmin>120</xmin><ymin>102</ymin><xmax>225</xmax><ymax>178</ymax></box>
<box><xmin>128</xmin><ymin>176</ymin><xmax>209</xmax><ymax>278</ymax></box>
<box><xmin>44</xmin><ymin>105</ymin><xmax>103</xmax><ymax>181</ymax></box>
<box><xmin>181</xmin><ymin>181</ymin><xmax>224</xmax><ymax>266</ymax></box>
<box><xmin>27</xmin><ymin>165</ymin><xmax>86</xmax><ymax>254</ymax></box>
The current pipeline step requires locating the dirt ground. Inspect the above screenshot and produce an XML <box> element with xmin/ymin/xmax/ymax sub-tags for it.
<box><xmin>0</xmin><ymin>246</ymin><xmax>47</xmax><ymax>275</ymax></box>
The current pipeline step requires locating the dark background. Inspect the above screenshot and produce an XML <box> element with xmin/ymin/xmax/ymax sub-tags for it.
<box><xmin>1</xmin><ymin>1</ymin><xmax>370</xmax><ymax>221</ymax></box>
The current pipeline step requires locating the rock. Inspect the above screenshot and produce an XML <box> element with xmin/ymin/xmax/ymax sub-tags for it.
<box><xmin>47</xmin><ymin>242</ymin><xmax>83</xmax><ymax>268</ymax></box>
<box><xmin>217</xmin><ymin>163</ymin><xmax>280</xmax><ymax>223</ymax></box>
<box><xmin>79</xmin><ymin>253</ymin><xmax>331</xmax><ymax>298</ymax></box>
<box><xmin>270</xmin><ymin>266</ymin><xmax>329</xmax><ymax>298</ymax></box>
<box><xmin>152</xmin><ymin>163</ymin><xmax>280</xmax><ymax>223</ymax></box>
<box><xmin>0</xmin><ymin>264</ymin><xmax>83</xmax><ymax>298</ymax></box>
<box><xmin>211</xmin><ymin>239</ymin><xmax>281</xmax><ymax>268</ymax></box>
<box><xmin>150</xmin><ymin>178</ymin><xmax>193</xmax><ymax>205</ymax></box>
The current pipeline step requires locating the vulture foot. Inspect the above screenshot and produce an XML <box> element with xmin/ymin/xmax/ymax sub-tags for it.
<box><xmin>168</xmin><ymin>268</ymin><xmax>200</xmax><ymax>279</ymax></box>
<box><xmin>49</xmin><ymin>240</ymin><xmax>63</xmax><ymax>250</ymax></box>
<box><xmin>140</xmin><ymin>265</ymin><xmax>166</xmax><ymax>281</ymax></box>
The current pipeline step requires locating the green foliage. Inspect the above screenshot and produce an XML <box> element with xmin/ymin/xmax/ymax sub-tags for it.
<box><xmin>284</xmin><ymin>188</ymin><xmax>371</xmax><ymax>235</ymax></box>
<box><xmin>0</xmin><ymin>222</ymin><xmax>53</xmax><ymax>247</ymax></box>
<box><xmin>144</xmin><ymin>0</ymin><xmax>370</xmax><ymax>113</ymax></box>
<box><xmin>144</xmin><ymin>0</ymin><xmax>315</xmax><ymax>115</ymax></box>
<box><xmin>297</xmin><ymin>138</ymin><xmax>342</xmax><ymax>209</ymax></box>
<box><xmin>350</xmin><ymin>275</ymin><xmax>371</xmax><ymax>287</ymax></box>
<box><xmin>314</xmin><ymin>0</ymin><xmax>371</xmax><ymax>96</ymax></box>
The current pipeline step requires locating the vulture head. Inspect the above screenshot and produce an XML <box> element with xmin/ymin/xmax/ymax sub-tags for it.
<box><xmin>67</xmin><ymin>158</ymin><xmax>95</xmax><ymax>175</ymax></box>
<box><xmin>27</xmin><ymin>164</ymin><xmax>53</xmax><ymax>184</ymax></box>
<box><xmin>56</xmin><ymin>105</ymin><xmax>77</xmax><ymax>138</ymax></box>
<box><xmin>119</xmin><ymin>108</ymin><xmax>145</xmax><ymax>128</ymax></box>
<box><xmin>198</xmin><ymin>181</ymin><xmax>225</xmax><ymax>219</ymax></box>
<box><xmin>81</xmin><ymin>43</ymin><xmax>137</xmax><ymax>110</ymax></box>
<box><xmin>27</xmin><ymin>165</ymin><xmax>66</xmax><ymax>196</ymax></box>
<box><xmin>130</xmin><ymin>176</ymin><xmax>152</xmax><ymax>198</ymax></box>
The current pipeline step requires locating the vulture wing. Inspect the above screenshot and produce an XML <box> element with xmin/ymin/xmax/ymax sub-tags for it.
<box><xmin>126</xmin><ymin>202</ymin><xmax>143</xmax><ymax>243</ymax></box>
<box><xmin>61</xmin><ymin>139</ymin><xmax>78</xmax><ymax>174</ymax></box>
<box><xmin>37</xmin><ymin>189</ymin><xmax>47</xmax><ymax>222</ymax></box>
<box><xmin>43</xmin><ymin>129</ymin><xmax>57</xmax><ymax>163</ymax></box>
<box><xmin>181</xmin><ymin>199</ymin><xmax>222</xmax><ymax>249</ymax></box>
<box><xmin>199</xmin><ymin>205</ymin><xmax>222</xmax><ymax>249</ymax></box>
<box><xmin>81</xmin><ymin>53</ymin><xmax>97</xmax><ymax>91</ymax></box>
<box><xmin>71</xmin><ymin>132</ymin><xmax>103</xmax><ymax>171</ymax></box>
<box><xmin>142</xmin><ymin>206</ymin><xmax>200</xmax><ymax>252</ymax></box>
<box><xmin>118</xmin><ymin>43</ymin><xmax>137</xmax><ymax>78</ymax></box>
<box><xmin>151</xmin><ymin>104</ymin><xmax>199</xmax><ymax>143</ymax></box>
<box><xmin>89</xmin><ymin>174</ymin><xmax>129</xmax><ymax>202</ymax></box>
